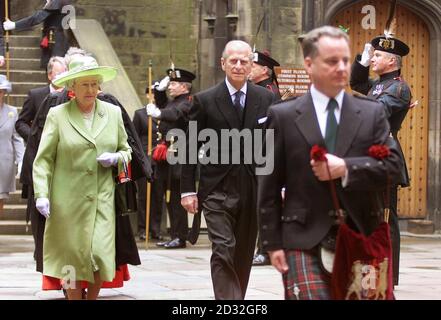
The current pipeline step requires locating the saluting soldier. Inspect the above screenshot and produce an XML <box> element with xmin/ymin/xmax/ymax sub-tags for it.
<box><xmin>248</xmin><ymin>50</ymin><xmax>281</xmax><ymax>100</ymax></box>
<box><xmin>146</xmin><ymin>68</ymin><xmax>196</xmax><ymax>249</ymax></box>
<box><xmin>350</xmin><ymin>34</ymin><xmax>412</xmax><ymax>286</ymax></box>
<box><xmin>3</xmin><ymin>0</ymin><xmax>71</xmax><ymax>69</ymax></box>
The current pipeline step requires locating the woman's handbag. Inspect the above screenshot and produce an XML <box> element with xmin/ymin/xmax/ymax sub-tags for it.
<box><xmin>114</xmin><ymin>156</ymin><xmax>141</xmax><ymax>266</ymax></box>
<box><xmin>115</xmin><ymin>157</ymin><xmax>137</xmax><ymax>215</ymax></box>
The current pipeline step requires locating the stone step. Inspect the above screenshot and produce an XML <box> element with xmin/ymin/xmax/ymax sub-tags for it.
<box><xmin>0</xmin><ymin>205</ymin><xmax>27</xmax><ymax>221</ymax></box>
<box><xmin>5</xmin><ymin>69</ymin><xmax>47</xmax><ymax>83</ymax></box>
<box><xmin>10</xmin><ymin>82</ymin><xmax>48</xmax><ymax>95</ymax></box>
<box><xmin>0</xmin><ymin>221</ymin><xmax>32</xmax><ymax>235</ymax></box>
<box><xmin>4</xmin><ymin>191</ymin><xmax>27</xmax><ymax>205</ymax></box>
<box><xmin>3</xmin><ymin>35</ymin><xmax>41</xmax><ymax>47</ymax></box>
<box><xmin>7</xmin><ymin>47</ymin><xmax>42</xmax><ymax>60</ymax></box>
<box><xmin>5</xmin><ymin>94</ymin><xmax>27</xmax><ymax>109</ymax></box>
<box><xmin>0</xmin><ymin>58</ymin><xmax>42</xmax><ymax>70</ymax></box>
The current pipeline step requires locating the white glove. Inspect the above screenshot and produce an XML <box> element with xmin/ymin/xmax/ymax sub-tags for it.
<box><xmin>96</xmin><ymin>152</ymin><xmax>121</xmax><ymax>167</ymax></box>
<box><xmin>146</xmin><ymin>103</ymin><xmax>161</xmax><ymax>118</ymax></box>
<box><xmin>156</xmin><ymin>76</ymin><xmax>170</xmax><ymax>91</ymax></box>
<box><xmin>36</xmin><ymin>198</ymin><xmax>50</xmax><ymax>219</ymax></box>
<box><xmin>360</xmin><ymin>43</ymin><xmax>374</xmax><ymax>67</ymax></box>
<box><xmin>0</xmin><ymin>56</ymin><xmax>5</xmax><ymax>67</ymax></box>
<box><xmin>3</xmin><ymin>20</ymin><xmax>16</xmax><ymax>31</ymax></box>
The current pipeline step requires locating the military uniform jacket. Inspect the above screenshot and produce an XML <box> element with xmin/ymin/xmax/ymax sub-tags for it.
<box><xmin>350</xmin><ymin>56</ymin><xmax>411</xmax><ymax>186</ymax></box>
<box><xmin>257</xmin><ymin>78</ymin><xmax>281</xmax><ymax>101</ymax></box>
<box><xmin>154</xmin><ymin>90</ymin><xmax>192</xmax><ymax>180</ymax></box>
<box><xmin>258</xmin><ymin>92</ymin><xmax>402</xmax><ymax>252</ymax></box>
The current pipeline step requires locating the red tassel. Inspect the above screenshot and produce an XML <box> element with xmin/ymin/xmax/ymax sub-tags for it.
<box><xmin>152</xmin><ymin>142</ymin><xmax>168</xmax><ymax>162</ymax></box>
<box><xmin>40</xmin><ymin>36</ymin><xmax>49</xmax><ymax>49</ymax></box>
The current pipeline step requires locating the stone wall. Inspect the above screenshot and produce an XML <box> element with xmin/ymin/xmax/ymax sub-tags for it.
<box><xmin>10</xmin><ymin>1</ymin><xmax>304</xmax><ymax>100</ymax></box>
<box><xmin>73</xmin><ymin>0</ymin><xmax>199</xmax><ymax>104</ymax></box>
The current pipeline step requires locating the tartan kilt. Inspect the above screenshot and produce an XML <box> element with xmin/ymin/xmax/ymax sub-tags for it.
<box><xmin>282</xmin><ymin>248</ymin><xmax>331</xmax><ymax>300</ymax></box>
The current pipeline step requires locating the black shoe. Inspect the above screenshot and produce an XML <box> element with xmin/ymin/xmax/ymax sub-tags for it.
<box><xmin>138</xmin><ymin>230</ymin><xmax>146</xmax><ymax>241</ymax></box>
<box><xmin>156</xmin><ymin>239</ymin><xmax>170</xmax><ymax>247</ymax></box>
<box><xmin>252</xmin><ymin>253</ymin><xmax>270</xmax><ymax>266</ymax></box>
<box><xmin>164</xmin><ymin>238</ymin><xmax>186</xmax><ymax>249</ymax></box>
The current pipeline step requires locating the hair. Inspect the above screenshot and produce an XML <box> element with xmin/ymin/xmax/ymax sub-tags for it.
<box><xmin>64</xmin><ymin>47</ymin><xmax>90</xmax><ymax>66</ymax></box>
<box><xmin>393</xmin><ymin>54</ymin><xmax>402</xmax><ymax>69</ymax></box>
<box><xmin>47</xmin><ymin>56</ymin><xmax>67</xmax><ymax>74</ymax></box>
<box><xmin>182</xmin><ymin>82</ymin><xmax>192</xmax><ymax>92</ymax></box>
<box><xmin>302</xmin><ymin>26</ymin><xmax>349</xmax><ymax>59</ymax></box>
<box><xmin>222</xmin><ymin>40</ymin><xmax>254</xmax><ymax>61</ymax></box>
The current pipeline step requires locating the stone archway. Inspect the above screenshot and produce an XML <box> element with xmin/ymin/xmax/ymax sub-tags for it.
<box><xmin>320</xmin><ymin>0</ymin><xmax>441</xmax><ymax>229</ymax></box>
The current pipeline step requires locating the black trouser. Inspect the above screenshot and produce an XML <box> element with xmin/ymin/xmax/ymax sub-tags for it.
<box><xmin>202</xmin><ymin>166</ymin><xmax>257</xmax><ymax>300</ymax></box>
<box><xmin>27</xmin><ymin>185</ymin><xmax>45</xmax><ymax>273</ymax></box>
<box><xmin>389</xmin><ymin>186</ymin><xmax>400</xmax><ymax>286</ymax></box>
<box><xmin>136</xmin><ymin>176</ymin><xmax>163</xmax><ymax>237</ymax></box>
<box><xmin>156</xmin><ymin>164</ymin><xmax>188</xmax><ymax>240</ymax></box>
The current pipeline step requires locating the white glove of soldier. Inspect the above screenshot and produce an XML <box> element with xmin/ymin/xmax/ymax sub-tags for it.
<box><xmin>156</xmin><ymin>76</ymin><xmax>170</xmax><ymax>91</ymax></box>
<box><xmin>146</xmin><ymin>103</ymin><xmax>161</xmax><ymax>118</ymax></box>
<box><xmin>3</xmin><ymin>20</ymin><xmax>16</xmax><ymax>31</ymax></box>
<box><xmin>36</xmin><ymin>198</ymin><xmax>50</xmax><ymax>219</ymax></box>
<box><xmin>96</xmin><ymin>152</ymin><xmax>121</xmax><ymax>167</ymax></box>
<box><xmin>360</xmin><ymin>43</ymin><xmax>374</xmax><ymax>67</ymax></box>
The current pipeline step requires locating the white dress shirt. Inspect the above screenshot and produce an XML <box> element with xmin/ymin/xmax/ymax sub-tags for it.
<box><xmin>310</xmin><ymin>84</ymin><xmax>345</xmax><ymax>138</ymax></box>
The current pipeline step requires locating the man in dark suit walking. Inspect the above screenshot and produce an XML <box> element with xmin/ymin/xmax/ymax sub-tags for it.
<box><xmin>258</xmin><ymin>26</ymin><xmax>401</xmax><ymax>300</ymax></box>
<box><xmin>16</xmin><ymin>56</ymin><xmax>67</xmax><ymax>142</ymax></box>
<box><xmin>181</xmin><ymin>40</ymin><xmax>275</xmax><ymax>299</ymax></box>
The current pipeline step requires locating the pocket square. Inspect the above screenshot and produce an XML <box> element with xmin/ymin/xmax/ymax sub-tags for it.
<box><xmin>258</xmin><ymin>117</ymin><xmax>267</xmax><ymax>124</ymax></box>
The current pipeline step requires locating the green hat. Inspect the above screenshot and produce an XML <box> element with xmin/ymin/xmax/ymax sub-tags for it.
<box><xmin>53</xmin><ymin>55</ymin><xmax>117</xmax><ymax>87</ymax></box>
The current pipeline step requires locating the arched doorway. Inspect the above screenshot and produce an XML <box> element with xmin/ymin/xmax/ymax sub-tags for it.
<box><xmin>332</xmin><ymin>1</ymin><xmax>429</xmax><ymax>219</ymax></box>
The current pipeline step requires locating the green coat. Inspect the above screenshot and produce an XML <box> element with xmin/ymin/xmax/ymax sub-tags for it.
<box><xmin>33</xmin><ymin>99</ymin><xmax>132</xmax><ymax>283</ymax></box>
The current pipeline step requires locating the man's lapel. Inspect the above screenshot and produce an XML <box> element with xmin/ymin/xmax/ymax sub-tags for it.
<box><xmin>215</xmin><ymin>82</ymin><xmax>241</xmax><ymax>129</ymax></box>
<box><xmin>67</xmin><ymin>99</ymin><xmax>95</xmax><ymax>144</ymax></box>
<box><xmin>335</xmin><ymin>93</ymin><xmax>362</xmax><ymax>157</ymax></box>
<box><xmin>91</xmin><ymin>100</ymin><xmax>109</xmax><ymax>139</ymax></box>
<box><xmin>243</xmin><ymin>83</ymin><xmax>261</xmax><ymax>130</ymax></box>
<box><xmin>295</xmin><ymin>93</ymin><xmax>325</xmax><ymax>147</ymax></box>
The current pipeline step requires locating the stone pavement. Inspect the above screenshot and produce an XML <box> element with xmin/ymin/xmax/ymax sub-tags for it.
<box><xmin>0</xmin><ymin>233</ymin><xmax>440</xmax><ymax>300</ymax></box>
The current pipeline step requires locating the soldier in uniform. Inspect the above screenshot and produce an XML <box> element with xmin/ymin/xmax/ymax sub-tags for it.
<box><xmin>248</xmin><ymin>50</ymin><xmax>281</xmax><ymax>100</ymax></box>
<box><xmin>350</xmin><ymin>35</ymin><xmax>412</xmax><ymax>286</ymax></box>
<box><xmin>3</xmin><ymin>0</ymin><xmax>71</xmax><ymax>68</ymax></box>
<box><xmin>145</xmin><ymin>68</ymin><xmax>196</xmax><ymax>249</ymax></box>
<box><xmin>248</xmin><ymin>50</ymin><xmax>281</xmax><ymax>266</ymax></box>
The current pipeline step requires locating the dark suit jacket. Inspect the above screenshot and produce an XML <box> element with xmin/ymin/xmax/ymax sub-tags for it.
<box><xmin>181</xmin><ymin>81</ymin><xmax>275</xmax><ymax>203</ymax></box>
<box><xmin>258</xmin><ymin>92</ymin><xmax>402</xmax><ymax>252</ymax></box>
<box><xmin>16</xmin><ymin>85</ymin><xmax>50</xmax><ymax>142</ymax></box>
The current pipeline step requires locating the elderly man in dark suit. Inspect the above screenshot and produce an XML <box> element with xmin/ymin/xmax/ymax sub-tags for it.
<box><xmin>16</xmin><ymin>56</ymin><xmax>67</xmax><ymax>142</ymax></box>
<box><xmin>258</xmin><ymin>26</ymin><xmax>401</xmax><ymax>300</ymax></box>
<box><xmin>181</xmin><ymin>40</ymin><xmax>275</xmax><ymax>300</ymax></box>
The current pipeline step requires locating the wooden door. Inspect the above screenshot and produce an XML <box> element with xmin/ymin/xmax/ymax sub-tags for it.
<box><xmin>332</xmin><ymin>1</ymin><xmax>429</xmax><ymax>218</ymax></box>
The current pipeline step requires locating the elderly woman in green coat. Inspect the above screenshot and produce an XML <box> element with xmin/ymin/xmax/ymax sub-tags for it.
<box><xmin>33</xmin><ymin>55</ymin><xmax>132</xmax><ymax>300</ymax></box>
